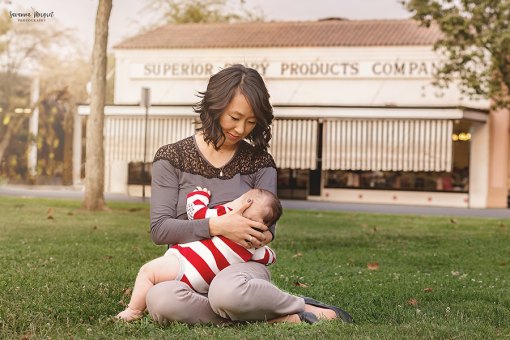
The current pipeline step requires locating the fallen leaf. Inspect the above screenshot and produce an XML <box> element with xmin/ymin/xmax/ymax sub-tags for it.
<box><xmin>123</xmin><ymin>287</ymin><xmax>132</xmax><ymax>297</ymax></box>
<box><xmin>407</xmin><ymin>298</ymin><xmax>418</xmax><ymax>306</ymax></box>
<box><xmin>21</xmin><ymin>332</ymin><xmax>33</xmax><ymax>340</ymax></box>
<box><xmin>292</xmin><ymin>252</ymin><xmax>303</xmax><ymax>258</ymax></box>
<box><xmin>423</xmin><ymin>287</ymin><xmax>433</xmax><ymax>292</ymax></box>
<box><xmin>451</xmin><ymin>271</ymin><xmax>460</xmax><ymax>277</ymax></box>
<box><xmin>47</xmin><ymin>207</ymin><xmax>54</xmax><ymax>219</ymax></box>
<box><xmin>367</xmin><ymin>262</ymin><xmax>380</xmax><ymax>270</ymax></box>
<box><xmin>293</xmin><ymin>281</ymin><xmax>308</xmax><ymax>288</ymax></box>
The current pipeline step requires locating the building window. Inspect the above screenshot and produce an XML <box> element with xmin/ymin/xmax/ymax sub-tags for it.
<box><xmin>324</xmin><ymin>169</ymin><xmax>468</xmax><ymax>192</ymax></box>
<box><xmin>277</xmin><ymin>169</ymin><xmax>309</xmax><ymax>199</ymax></box>
<box><xmin>127</xmin><ymin>162</ymin><xmax>152</xmax><ymax>185</ymax></box>
<box><xmin>323</xmin><ymin>120</ymin><xmax>470</xmax><ymax>193</ymax></box>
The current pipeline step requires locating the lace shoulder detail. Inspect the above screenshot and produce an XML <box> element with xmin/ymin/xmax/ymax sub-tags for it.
<box><xmin>153</xmin><ymin>137</ymin><xmax>276</xmax><ymax>179</ymax></box>
<box><xmin>234</xmin><ymin>141</ymin><xmax>277</xmax><ymax>176</ymax></box>
<box><xmin>153</xmin><ymin>136</ymin><xmax>195</xmax><ymax>169</ymax></box>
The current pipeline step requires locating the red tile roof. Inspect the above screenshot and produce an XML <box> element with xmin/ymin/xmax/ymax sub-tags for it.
<box><xmin>114</xmin><ymin>19</ymin><xmax>441</xmax><ymax>49</ymax></box>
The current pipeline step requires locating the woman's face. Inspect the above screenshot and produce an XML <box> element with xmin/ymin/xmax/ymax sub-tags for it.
<box><xmin>219</xmin><ymin>92</ymin><xmax>257</xmax><ymax>147</ymax></box>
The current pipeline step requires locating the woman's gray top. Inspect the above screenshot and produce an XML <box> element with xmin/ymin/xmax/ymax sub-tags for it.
<box><xmin>150</xmin><ymin>136</ymin><xmax>277</xmax><ymax>246</ymax></box>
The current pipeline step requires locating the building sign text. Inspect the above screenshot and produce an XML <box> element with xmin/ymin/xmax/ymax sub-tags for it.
<box><xmin>131</xmin><ymin>59</ymin><xmax>439</xmax><ymax>80</ymax></box>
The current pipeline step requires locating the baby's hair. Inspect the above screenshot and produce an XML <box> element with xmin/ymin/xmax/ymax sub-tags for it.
<box><xmin>253</xmin><ymin>188</ymin><xmax>282</xmax><ymax>226</ymax></box>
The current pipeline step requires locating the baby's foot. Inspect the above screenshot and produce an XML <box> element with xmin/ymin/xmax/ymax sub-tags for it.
<box><xmin>116</xmin><ymin>307</ymin><xmax>144</xmax><ymax>322</ymax></box>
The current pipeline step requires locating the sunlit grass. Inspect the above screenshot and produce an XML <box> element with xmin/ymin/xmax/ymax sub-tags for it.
<box><xmin>0</xmin><ymin>196</ymin><xmax>509</xmax><ymax>339</ymax></box>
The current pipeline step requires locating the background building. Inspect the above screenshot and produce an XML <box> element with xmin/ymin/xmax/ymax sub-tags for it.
<box><xmin>78</xmin><ymin>19</ymin><xmax>509</xmax><ymax>208</ymax></box>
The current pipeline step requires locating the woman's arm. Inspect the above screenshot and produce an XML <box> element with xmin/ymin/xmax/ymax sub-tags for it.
<box><xmin>150</xmin><ymin>160</ymin><xmax>211</xmax><ymax>245</ymax></box>
<box><xmin>208</xmin><ymin>165</ymin><xmax>277</xmax><ymax>248</ymax></box>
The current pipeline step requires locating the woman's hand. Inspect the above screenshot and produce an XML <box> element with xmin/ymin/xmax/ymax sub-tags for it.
<box><xmin>259</xmin><ymin>230</ymin><xmax>273</xmax><ymax>248</ymax></box>
<box><xmin>209</xmin><ymin>199</ymin><xmax>268</xmax><ymax>249</ymax></box>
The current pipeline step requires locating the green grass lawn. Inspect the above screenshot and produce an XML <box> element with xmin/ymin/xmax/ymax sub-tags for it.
<box><xmin>0</xmin><ymin>196</ymin><xmax>509</xmax><ymax>339</ymax></box>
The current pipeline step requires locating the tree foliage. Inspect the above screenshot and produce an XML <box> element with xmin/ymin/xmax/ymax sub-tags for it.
<box><xmin>36</xmin><ymin>88</ymin><xmax>72</xmax><ymax>182</ymax></box>
<box><xmin>0</xmin><ymin>9</ymin><xmax>88</xmax><ymax>183</ymax></box>
<box><xmin>0</xmin><ymin>8</ymin><xmax>72</xmax><ymax>160</ymax></box>
<box><xmin>404</xmin><ymin>0</ymin><xmax>510</xmax><ymax>108</ymax></box>
<box><xmin>146</xmin><ymin>0</ymin><xmax>263</xmax><ymax>24</ymax></box>
<box><xmin>0</xmin><ymin>10</ymin><xmax>10</xmax><ymax>53</ymax></box>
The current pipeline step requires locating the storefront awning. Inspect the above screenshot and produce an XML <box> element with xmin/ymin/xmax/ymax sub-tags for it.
<box><xmin>79</xmin><ymin>106</ymin><xmax>320</xmax><ymax>170</ymax></box>
<box><xmin>322</xmin><ymin>119</ymin><xmax>453</xmax><ymax>172</ymax></box>
<box><xmin>78</xmin><ymin>105</ymin><xmax>485</xmax><ymax>172</ymax></box>
<box><xmin>273</xmin><ymin>105</ymin><xmax>488</xmax><ymax>122</ymax></box>
<box><xmin>104</xmin><ymin>116</ymin><xmax>196</xmax><ymax>162</ymax></box>
<box><xmin>270</xmin><ymin>119</ymin><xmax>318</xmax><ymax>170</ymax></box>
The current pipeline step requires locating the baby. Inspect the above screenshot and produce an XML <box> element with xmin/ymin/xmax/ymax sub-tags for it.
<box><xmin>116</xmin><ymin>187</ymin><xmax>282</xmax><ymax>321</ymax></box>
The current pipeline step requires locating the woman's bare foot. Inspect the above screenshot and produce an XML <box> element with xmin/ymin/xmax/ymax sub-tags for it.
<box><xmin>304</xmin><ymin>304</ymin><xmax>337</xmax><ymax>319</ymax></box>
<box><xmin>268</xmin><ymin>313</ymin><xmax>301</xmax><ymax>323</ymax></box>
<box><xmin>268</xmin><ymin>304</ymin><xmax>337</xmax><ymax>324</ymax></box>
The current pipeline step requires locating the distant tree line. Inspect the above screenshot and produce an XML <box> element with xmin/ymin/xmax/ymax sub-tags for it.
<box><xmin>0</xmin><ymin>8</ymin><xmax>95</xmax><ymax>184</ymax></box>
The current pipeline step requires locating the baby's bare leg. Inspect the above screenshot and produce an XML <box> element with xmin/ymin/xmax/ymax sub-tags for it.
<box><xmin>117</xmin><ymin>255</ymin><xmax>181</xmax><ymax>321</ymax></box>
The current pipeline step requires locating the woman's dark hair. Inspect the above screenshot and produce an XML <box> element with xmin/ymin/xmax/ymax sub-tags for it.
<box><xmin>193</xmin><ymin>64</ymin><xmax>273</xmax><ymax>152</ymax></box>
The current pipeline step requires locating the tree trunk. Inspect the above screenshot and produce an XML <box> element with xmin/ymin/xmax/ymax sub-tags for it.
<box><xmin>83</xmin><ymin>0</ymin><xmax>112</xmax><ymax>210</ymax></box>
<box><xmin>62</xmin><ymin>102</ymin><xmax>74</xmax><ymax>185</ymax></box>
<box><xmin>0</xmin><ymin>126</ymin><xmax>14</xmax><ymax>164</ymax></box>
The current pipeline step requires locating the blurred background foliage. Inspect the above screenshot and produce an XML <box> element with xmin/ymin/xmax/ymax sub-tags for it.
<box><xmin>0</xmin><ymin>0</ymin><xmax>258</xmax><ymax>185</ymax></box>
<box><xmin>0</xmin><ymin>8</ymin><xmax>95</xmax><ymax>185</ymax></box>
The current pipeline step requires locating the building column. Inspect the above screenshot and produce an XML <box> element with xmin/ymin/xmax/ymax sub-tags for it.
<box><xmin>27</xmin><ymin>77</ymin><xmax>40</xmax><ymax>178</ymax></box>
<box><xmin>486</xmin><ymin>107</ymin><xmax>510</xmax><ymax>208</ymax></box>
<box><xmin>308</xmin><ymin>120</ymin><xmax>323</xmax><ymax>196</ymax></box>
<box><xmin>72</xmin><ymin>110</ymin><xmax>82</xmax><ymax>187</ymax></box>
<box><xmin>469</xmin><ymin>121</ymin><xmax>489</xmax><ymax>208</ymax></box>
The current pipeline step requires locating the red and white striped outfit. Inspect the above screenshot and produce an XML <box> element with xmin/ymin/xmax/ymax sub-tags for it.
<box><xmin>164</xmin><ymin>190</ymin><xmax>276</xmax><ymax>293</ymax></box>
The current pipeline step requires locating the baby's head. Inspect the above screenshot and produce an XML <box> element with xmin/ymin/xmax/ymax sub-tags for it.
<box><xmin>241</xmin><ymin>189</ymin><xmax>282</xmax><ymax>226</ymax></box>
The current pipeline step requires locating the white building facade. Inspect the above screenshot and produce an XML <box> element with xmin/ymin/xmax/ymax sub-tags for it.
<box><xmin>78</xmin><ymin>19</ymin><xmax>510</xmax><ymax>208</ymax></box>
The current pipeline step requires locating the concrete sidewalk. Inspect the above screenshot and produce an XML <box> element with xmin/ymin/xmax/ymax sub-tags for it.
<box><xmin>1</xmin><ymin>184</ymin><xmax>510</xmax><ymax>218</ymax></box>
<box><xmin>0</xmin><ymin>184</ymin><xmax>143</xmax><ymax>202</ymax></box>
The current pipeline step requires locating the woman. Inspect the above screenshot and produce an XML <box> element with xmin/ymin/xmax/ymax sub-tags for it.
<box><xmin>146</xmin><ymin>64</ymin><xmax>353</xmax><ymax>325</ymax></box>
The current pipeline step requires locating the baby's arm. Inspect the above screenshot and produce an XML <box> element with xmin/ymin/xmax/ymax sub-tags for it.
<box><xmin>186</xmin><ymin>187</ymin><xmax>231</xmax><ymax>220</ymax></box>
<box><xmin>250</xmin><ymin>246</ymin><xmax>276</xmax><ymax>265</ymax></box>
<box><xmin>186</xmin><ymin>187</ymin><xmax>212</xmax><ymax>220</ymax></box>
